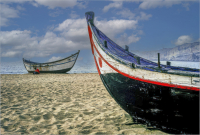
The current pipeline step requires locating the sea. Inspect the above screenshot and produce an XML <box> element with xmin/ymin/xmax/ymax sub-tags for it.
<box><xmin>0</xmin><ymin>61</ymin><xmax>98</xmax><ymax>74</ymax></box>
<box><xmin>0</xmin><ymin>61</ymin><xmax>199</xmax><ymax>74</ymax></box>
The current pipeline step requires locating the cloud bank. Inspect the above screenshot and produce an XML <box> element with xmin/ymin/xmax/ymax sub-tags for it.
<box><xmin>139</xmin><ymin>0</ymin><xmax>181</xmax><ymax>9</ymax></box>
<box><xmin>1</xmin><ymin>18</ymin><xmax>141</xmax><ymax>58</ymax></box>
<box><xmin>48</xmin><ymin>56</ymin><xmax>63</xmax><ymax>62</ymax></box>
<box><xmin>103</xmin><ymin>1</ymin><xmax>123</xmax><ymax>12</ymax></box>
<box><xmin>175</xmin><ymin>35</ymin><xmax>193</xmax><ymax>45</ymax></box>
<box><xmin>0</xmin><ymin>4</ymin><xmax>20</xmax><ymax>26</ymax></box>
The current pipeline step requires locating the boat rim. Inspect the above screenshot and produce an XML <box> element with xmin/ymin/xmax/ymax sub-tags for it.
<box><xmin>85</xmin><ymin>12</ymin><xmax>199</xmax><ymax>74</ymax></box>
<box><xmin>23</xmin><ymin>50</ymin><xmax>80</xmax><ymax>65</ymax></box>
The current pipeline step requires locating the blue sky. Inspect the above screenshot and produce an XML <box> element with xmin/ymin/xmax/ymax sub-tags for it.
<box><xmin>1</xmin><ymin>0</ymin><xmax>199</xmax><ymax>63</ymax></box>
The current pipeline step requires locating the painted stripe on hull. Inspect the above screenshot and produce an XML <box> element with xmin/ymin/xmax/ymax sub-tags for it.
<box><xmin>88</xmin><ymin>25</ymin><xmax>199</xmax><ymax>91</ymax></box>
<box><xmin>23</xmin><ymin>51</ymin><xmax>80</xmax><ymax>73</ymax></box>
<box><xmin>28</xmin><ymin>67</ymin><xmax>72</xmax><ymax>73</ymax></box>
<box><xmin>86</xmin><ymin>12</ymin><xmax>199</xmax><ymax>134</ymax></box>
<box><xmin>24</xmin><ymin>60</ymin><xmax>75</xmax><ymax>68</ymax></box>
<box><xmin>100</xmin><ymin>72</ymin><xmax>199</xmax><ymax>134</ymax></box>
<box><xmin>94</xmin><ymin>56</ymin><xmax>101</xmax><ymax>75</ymax></box>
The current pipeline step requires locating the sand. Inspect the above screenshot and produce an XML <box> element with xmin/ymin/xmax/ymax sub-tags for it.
<box><xmin>1</xmin><ymin>73</ymin><xmax>168</xmax><ymax>134</ymax></box>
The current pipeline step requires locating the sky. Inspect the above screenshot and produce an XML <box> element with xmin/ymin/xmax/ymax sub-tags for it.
<box><xmin>1</xmin><ymin>0</ymin><xmax>199</xmax><ymax>64</ymax></box>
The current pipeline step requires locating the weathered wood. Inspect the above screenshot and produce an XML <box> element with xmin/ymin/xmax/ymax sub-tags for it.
<box><xmin>125</xmin><ymin>45</ymin><xmax>129</xmax><ymax>52</ymax></box>
<box><xmin>23</xmin><ymin>50</ymin><xmax>80</xmax><ymax>73</ymax></box>
<box><xmin>104</xmin><ymin>40</ymin><xmax>107</xmax><ymax>48</ymax></box>
<box><xmin>158</xmin><ymin>53</ymin><xmax>160</xmax><ymax>68</ymax></box>
<box><xmin>166</xmin><ymin>61</ymin><xmax>171</xmax><ymax>66</ymax></box>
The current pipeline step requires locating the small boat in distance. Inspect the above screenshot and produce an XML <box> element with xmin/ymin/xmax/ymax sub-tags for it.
<box><xmin>23</xmin><ymin>50</ymin><xmax>80</xmax><ymax>73</ymax></box>
<box><xmin>85</xmin><ymin>11</ymin><xmax>199</xmax><ymax>134</ymax></box>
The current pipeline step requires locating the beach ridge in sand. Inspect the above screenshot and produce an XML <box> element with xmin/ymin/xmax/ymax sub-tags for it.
<box><xmin>1</xmin><ymin>73</ymin><xmax>167</xmax><ymax>134</ymax></box>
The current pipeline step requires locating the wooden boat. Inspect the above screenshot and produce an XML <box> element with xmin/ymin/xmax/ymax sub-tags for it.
<box><xmin>23</xmin><ymin>50</ymin><xmax>80</xmax><ymax>73</ymax></box>
<box><xmin>85</xmin><ymin>11</ymin><xmax>199</xmax><ymax>134</ymax></box>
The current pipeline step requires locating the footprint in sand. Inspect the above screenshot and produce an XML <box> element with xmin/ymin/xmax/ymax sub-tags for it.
<box><xmin>3</xmin><ymin>124</ymin><xmax>14</xmax><ymax>132</ymax></box>
<box><xmin>121</xmin><ymin>130</ymin><xmax>137</xmax><ymax>135</ymax></box>
<box><xmin>65</xmin><ymin>112</ymin><xmax>74</xmax><ymax>118</ymax></box>
<box><xmin>62</xmin><ymin>97</ymin><xmax>71</xmax><ymax>102</ymax></box>
<box><xmin>95</xmin><ymin>131</ymin><xmax>109</xmax><ymax>134</ymax></box>
<box><xmin>54</xmin><ymin>111</ymin><xmax>74</xmax><ymax>120</ymax></box>
<box><xmin>58</xmin><ymin>129</ymin><xmax>70</xmax><ymax>134</ymax></box>
<box><xmin>82</xmin><ymin>125</ymin><xmax>93</xmax><ymax>130</ymax></box>
<box><xmin>33</xmin><ymin>115</ymin><xmax>42</xmax><ymax>122</ymax></box>
<box><xmin>83</xmin><ymin>111</ymin><xmax>94</xmax><ymax>115</ymax></box>
<box><xmin>29</xmin><ymin>125</ymin><xmax>41</xmax><ymax>132</ymax></box>
<box><xmin>43</xmin><ymin>112</ymin><xmax>53</xmax><ymax>120</ymax></box>
<box><xmin>79</xmin><ymin>129</ymin><xmax>92</xmax><ymax>134</ymax></box>
<box><xmin>19</xmin><ymin>114</ymin><xmax>32</xmax><ymax>121</ymax></box>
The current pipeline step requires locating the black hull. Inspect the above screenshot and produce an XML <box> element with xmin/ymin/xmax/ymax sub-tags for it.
<box><xmin>100</xmin><ymin>73</ymin><xmax>199</xmax><ymax>134</ymax></box>
<box><xmin>28</xmin><ymin>68</ymin><xmax>72</xmax><ymax>73</ymax></box>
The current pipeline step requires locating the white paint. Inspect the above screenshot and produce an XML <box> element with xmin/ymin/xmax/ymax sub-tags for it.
<box><xmin>23</xmin><ymin>53</ymin><xmax>79</xmax><ymax>72</ymax></box>
<box><xmin>89</xmin><ymin>24</ymin><xmax>200</xmax><ymax>88</ymax></box>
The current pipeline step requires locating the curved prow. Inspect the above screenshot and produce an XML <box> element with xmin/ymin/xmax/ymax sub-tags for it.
<box><xmin>85</xmin><ymin>11</ymin><xmax>94</xmax><ymax>25</ymax></box>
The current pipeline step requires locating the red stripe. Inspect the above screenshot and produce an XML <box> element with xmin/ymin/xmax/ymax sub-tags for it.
<box><xmin>94</xmin><ymin>55</ymin><xmax>101</xmax><ymax>75</ymax></box>
<box><xmin>88</xmin><ymin>25</ymin><xmax>100</xmax><ymax>75</ymax></box>
<box><xmin>88</xmin><ymin>26</ymin><xmax>94</xmax><ymax>55</ymax></box>
<box><xmin>88</xmin><ymin>25</ymin><xmax>199</xmax><ymax>92</ymax></box>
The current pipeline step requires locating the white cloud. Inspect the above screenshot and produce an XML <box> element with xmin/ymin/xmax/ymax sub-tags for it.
<box><xmin>116</xmin><ymin>33</ymin><xmax>141</xmax><ymax>45</ymax></box>
<box><xmin>117</xmin><ymin>9</ymin><xmax>152</xmax><ymax>21</ymax></box>
<box><xmin>0</xmin><ymin>4</ymin><xmax>19</xmax><ymax>26</ymax></box>
<box><xmin>54</xmin><ymin>18</ymin><xmax>92</xmax><ymax>49</ymax></box>
<box><xmin>1</xmin><ymin>0</ymin><xmax>32</xmax><ymax>3</ymax></box>
<box><xmin>76</xmin><ymin>1</ymin><xmax>87</xmax><ymax>9</ymax></box>
<box><xmin>31</xmin><ymin>2</ymin><xmax>39</xmax><ymax>7</ymax></box>
<box><xmin>136</xmin><ymin>12</ymin><xmax>152</xmax><ymax>20</ymax></box>
<box><xmin>182</xmin><ymin>3</ymin><xmax>190</xmax><ymax>11</ymax></box>
<box><xmin>48</xmin><ymin>56</ymin><xmax>63</xmax><ymax>62</ymax></box>
<box><xmin>1</xmin><ymin>18</ymin><xmax>140</xmax><ymax>58</ymax></box>
<box><xmin>49</xmin><ymin>10</ymin><xmax>63</xmax><ymax>17</ymax></box>
<box><xmin>16</xmin><ymin>5</ymin><xmax>25</xmax><ymax>10</ymax></box>
<box><xmin>127</xmin><ymin>34</ymin><xmax>141</xmax><ymax>44</ymax></box>
<box><xmin>1</xmin><ymin>51</ymin><xmax>22</xmax><ymax>57</ymax></box>
<box><xmin>175</xmin><ymin>35</ymin><xmax>192</xmax><ymax>45</ymax></box>
<box><xmin>138</xmin><ymin>30</ymin><xmax>144</xmax><ymax>35</ymax></box>
<box><xmin>55</xmin><ymin>18</ymin><xmax>139</xmax><ymax>45</ymax></box>
<box><xmin>0</xmin><ymin>30</ymin><xmax>39</xmax><ymax>57</ymax></box>
<box><xmin>54</xmin><ymin>19</ymin><xmax>86</xmax><ymax>31</ymax></box>
<box><xmin>95</xmin><ymin>19</ymin><xmax>138</xmax><ymax>39</ymax></box>
<box><xmin>117</xmin><ymin>9</ymin><xmax>135</xmax><ymax>19</ymax></box>
<box><xmin>0</xmin><ymin>30</ymin><xmax>36</xmax><ymax>47</ymax></box>
<box><xmin>33</xmin><ymin>0</ymin><xmax>77</xmax><ymax>9</ymax></box>
<box><xmin>139</xmin><ymin>0</ymin><xmax>181</xmax><ymax>9</ymax></box>
<box><xmin>70</xmin><ymin>11</ymin><xmax>79</xmax><ymax>19</ymax></box>
<box><xmin>103</xmin><ymin>1</ymin><xmax>123</xmax><ymax>12</ymax></box>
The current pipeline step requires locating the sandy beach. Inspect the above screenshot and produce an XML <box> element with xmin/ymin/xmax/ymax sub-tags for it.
<box><xmin>1</xmin><ymin>73</ymin><xmax>167</xmax><ymax>134</ymax></box>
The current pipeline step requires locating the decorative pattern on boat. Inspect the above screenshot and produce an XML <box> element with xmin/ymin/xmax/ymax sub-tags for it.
<box><xmin>86</xmin><ymin>14</ymin><xmax>199</xmax><ymax>76</ymax></box>
<box><xmin>23</xmin><ymin>50</ymin><xmax>80</xmax><ymax>73</ymax></box>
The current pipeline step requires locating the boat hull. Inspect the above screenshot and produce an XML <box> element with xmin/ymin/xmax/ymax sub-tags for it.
<box><xmin>85</xmin><ymin>11</ymin><xmax>199</xmax><ymax>134</ymax></box>
<box><xmin>27</xmin><ymin>67</ymin><xmax>72</xmax><ymax>73</ymax></box>
<box><xmin>23</xmin><ymin>51</ymin><xmax>79</xmax><ymax>73</ymax></box>
<box><xmin>91</xmin><ymin>32</ymin><xmax>200</xmax><ymax>133</ymax></box>
<box><xmin>100</xmin><ymin>72</ymin><xmax>199</xmax><ymax>133</ymax></box>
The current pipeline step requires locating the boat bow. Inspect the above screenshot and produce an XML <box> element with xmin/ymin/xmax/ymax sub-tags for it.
<box><xmin>85</xmin><ymin>11</ymin><xmax>199</xmax><ymax>134</ymax></box>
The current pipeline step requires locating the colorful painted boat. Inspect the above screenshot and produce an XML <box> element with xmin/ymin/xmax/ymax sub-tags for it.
<box><xmin>23</xmin><ymin>50</ymin><xmax>80</xmax><ymax>73</ymax></box>
<box><xmin>85</xmin><ymin>11</ymin><xmax>199</xmax><ymax>134</ymax></box>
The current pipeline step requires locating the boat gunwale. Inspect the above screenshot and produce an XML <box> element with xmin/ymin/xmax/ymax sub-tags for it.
<box><xmin>91</xmin><ymin>30</ymin><xmax>199</xmax><ymax>91</ymax></box>
<box><xmin>85</xmin><ymin>12</ymin><xmax>199</xmax><ymax>77</ymax></box>
<box><xmin>22</xmin><ymin>50</ymin><xmax>80</xmax><ymax>73</ymax></box>
<box><xmin>24</xmin><ymin>59</ymin><xmax>76</xmax><ymax>68</ymax></box>
<box><xmin>23</xmin><ymin>50</ymin><xmax>80</xmax><ymax>65</ymax></box>
<box><xmin>89</xmin><ymin>23</ymin><xmax>199</xmax><ymax>77</ymax></box>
